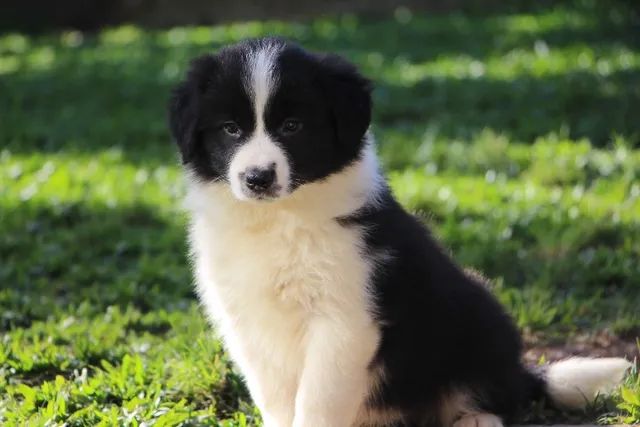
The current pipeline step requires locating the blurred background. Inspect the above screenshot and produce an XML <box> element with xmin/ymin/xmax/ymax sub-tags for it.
<box><xmin>1</xmin><ymin>0</ymin><xmax>639</xmax><ymax>425</ymax></box>
<box><xmin>3</xmin><ymin>0</ymin><xmax>616</xmax><ymax>30</ymax></box>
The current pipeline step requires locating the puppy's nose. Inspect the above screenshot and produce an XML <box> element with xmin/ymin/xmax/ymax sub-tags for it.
<box><xmin>244</xmin><ymin>166</ymin><xmax>276</xmax><ymax>192</ymax></box>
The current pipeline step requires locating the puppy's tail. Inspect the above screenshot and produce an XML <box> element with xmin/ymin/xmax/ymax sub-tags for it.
<box><xmin>531</xmin><ymin>357</ymin><xmax>633</xmax><ymax>409</ymax></box>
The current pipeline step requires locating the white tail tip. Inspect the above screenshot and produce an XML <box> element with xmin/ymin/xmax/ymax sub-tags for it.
<box><xmin>546</xmin><ymin>357</ymin><xmax>633</xmax><ymax>409</ymax></box>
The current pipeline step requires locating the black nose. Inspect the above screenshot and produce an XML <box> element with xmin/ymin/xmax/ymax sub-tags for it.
<box><xmin>244</xmin><ymin>167</ymin><xmax>276</xmax><ymax>192</ymax></box>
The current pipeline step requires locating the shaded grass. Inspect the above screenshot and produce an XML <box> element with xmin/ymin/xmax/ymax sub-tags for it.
<box><xmin>1</xmin><ymin>1</ymin><xmax>639</xmax><ymax>425</ymax></box>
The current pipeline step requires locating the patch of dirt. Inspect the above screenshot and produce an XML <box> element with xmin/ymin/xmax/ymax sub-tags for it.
<box><xmin>522</xmin><ymin>329</ymin><xmax>639</xmax><ymax>365</ymax></box>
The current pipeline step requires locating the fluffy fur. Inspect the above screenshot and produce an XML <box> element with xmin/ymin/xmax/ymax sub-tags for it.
<box><xmin>168</xmin><ymin>37</ymin><xmax>632</xmax><ymax>427</ymax></box>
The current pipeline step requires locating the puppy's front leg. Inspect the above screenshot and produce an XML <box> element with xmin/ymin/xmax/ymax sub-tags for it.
<box><xmin>293</xmin><ymin>316</ymin><xmax>379</xmax><ymax>427</ymax></box>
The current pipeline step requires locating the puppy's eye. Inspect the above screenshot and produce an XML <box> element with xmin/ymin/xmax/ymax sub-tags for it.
<box><xmin>222</xmin><ymin>121</ymin><xmax>241</xmax><ymax>137</ymax></box>
<box><xmin>280</xmin><ymin>118</ymin><xmax>302</xmax><ymax>135</ymax></box>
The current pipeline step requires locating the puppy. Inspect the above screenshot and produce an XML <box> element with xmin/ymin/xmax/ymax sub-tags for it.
<box><xmin>168</xmin><ymin>37</ymin><xmax>631</xmax><ymax>427</ymax></box>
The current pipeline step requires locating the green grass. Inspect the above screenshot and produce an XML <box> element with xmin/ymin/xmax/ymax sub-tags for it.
<box><xmin>1</xmin><ymin>1</ymin><xmax>640</xmax><ymax>425</ymax></box>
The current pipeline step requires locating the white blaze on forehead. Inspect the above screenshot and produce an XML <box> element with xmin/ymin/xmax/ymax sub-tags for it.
<box><xmin>228</xmin><ymin>42</ymin><xmax>290</xmax><ymax>201</ymax></box>
<box><xmin>245</xmin><ymin>41</ymin><xmax>282</xmax><ymax>133</ymax></box>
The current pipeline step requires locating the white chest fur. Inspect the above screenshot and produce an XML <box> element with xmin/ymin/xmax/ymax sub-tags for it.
<box><xmin>190</xmin><ymin>203</ymin><xmax>371</xmax><ymax>366</ymax></box>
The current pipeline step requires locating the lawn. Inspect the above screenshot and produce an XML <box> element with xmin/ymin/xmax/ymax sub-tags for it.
<box><xmin>1</xmin><ymin>1</ymin><xmax>640</xmax><ymax>425</ymax></box>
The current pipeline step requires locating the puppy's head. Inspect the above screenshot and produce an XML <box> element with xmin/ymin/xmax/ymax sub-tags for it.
<box><xmin>169</xmin><ymin>37</ymin><xmax>372</xmax><ymax>202</ymax></box>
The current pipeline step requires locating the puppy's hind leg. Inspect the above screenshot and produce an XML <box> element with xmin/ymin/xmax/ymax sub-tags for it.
<box><xmin>440</xmin><ymin>391</ymin><xmax>504</xmax><ymax>427</ymax></box>
<box><xmin>453</xmin><ymin>413</ymin><xmax>504</xmax><ymax>427</ymax></box>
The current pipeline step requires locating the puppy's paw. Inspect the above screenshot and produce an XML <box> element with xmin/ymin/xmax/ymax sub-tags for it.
<box><xmin>453</xmin><ymin>413</ymin><xmax>503</xmax><ymax>427</ymax></box>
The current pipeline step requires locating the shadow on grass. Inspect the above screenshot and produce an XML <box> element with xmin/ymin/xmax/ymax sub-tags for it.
<box><xmin>1</xmin><ymin>196</ymin><xmax>639</xmax><ymax>334</ymax></box>
<box><xmin>0</xmin><ymin>202</ymin><xmax>193</xmax><ymax>331</ymax></box>
<box><xmin>377</xmin><ymin>69</ymin><xmax>640</xmax><ymax>144</ymax></box>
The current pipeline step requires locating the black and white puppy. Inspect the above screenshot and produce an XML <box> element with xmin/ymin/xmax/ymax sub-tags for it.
<box><xmin>169</xmin><ymin>37</ymin><xmax>631</xmax><ymax>427</ymax></box>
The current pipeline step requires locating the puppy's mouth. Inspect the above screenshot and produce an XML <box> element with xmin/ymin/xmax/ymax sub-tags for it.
<box><xmin>241</xmin><ymin>184</ymin><xmax>284</xmax><ymax>201</ymax></box>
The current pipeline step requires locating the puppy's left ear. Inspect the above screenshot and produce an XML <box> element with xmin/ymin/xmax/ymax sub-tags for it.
<box><xmin>318</xmin><ymin>54</ymin><xmax>372</xmax><ymax>153</ymax></box>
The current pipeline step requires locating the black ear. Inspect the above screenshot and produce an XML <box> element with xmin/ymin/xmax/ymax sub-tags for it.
<box><xmin>168</xmin><ymin>82</ymin><xmax>196</xmax><ymax>159</ymax></box>
<box><xmin>168</xmin><ymin>55</ymin><xmax>218</xmax><ymax>160</ymax></box>
<box><xmin>318</xmin><ymin>54</ymin><xmax>372</xmax><ymax>152</ymax></box>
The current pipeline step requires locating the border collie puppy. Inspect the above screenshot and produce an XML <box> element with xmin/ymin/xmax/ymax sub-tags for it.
<box><xmin>169</xmin><ymin>37</ymin><xmax>631</xmax><ymax>427</ymax></box>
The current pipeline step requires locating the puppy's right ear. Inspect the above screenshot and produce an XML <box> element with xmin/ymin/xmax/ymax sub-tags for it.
<box><xmin>168</xmin><ymin>55</ymin><xmax>218</xmax><ymax>160</ymax></box>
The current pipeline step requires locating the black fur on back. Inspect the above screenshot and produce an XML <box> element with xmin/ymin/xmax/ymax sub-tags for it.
<box><xmin>340</xmin><ymin>188</ymin><xmax>547</xmax><ymax>425</ymax></box>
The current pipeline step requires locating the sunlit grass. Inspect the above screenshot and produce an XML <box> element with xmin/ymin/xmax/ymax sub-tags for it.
<box><xmin>1</xmin><ymin>1</ymin><xmax>639</xmax><ymax>424</ymax></box>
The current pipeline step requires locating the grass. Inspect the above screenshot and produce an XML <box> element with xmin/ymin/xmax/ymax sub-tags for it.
<box><xmin>1</xmin><ymin>0</ymin><xmax>640</xmax><ymax>425</ymax></box>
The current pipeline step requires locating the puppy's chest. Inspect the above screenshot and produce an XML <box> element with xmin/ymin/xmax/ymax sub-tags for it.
<box><xmin>196</xmin><ymin>214</ymin><xmax>367</xmax><ymax>314</ymax></box>
<box><xmin>193</xmin><ymin>214</ymin><xmax>371</xmax><ymax>370</ymax></box>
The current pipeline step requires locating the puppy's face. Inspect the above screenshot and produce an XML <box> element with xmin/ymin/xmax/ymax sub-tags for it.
<box><xmin>169</xmin><ymin>38</ymin><xmax>372</xmax><ymax>201</ymax></box>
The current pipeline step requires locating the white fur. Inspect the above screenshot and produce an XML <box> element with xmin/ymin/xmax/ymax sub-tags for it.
<box><xmin>187</xmin><ymin>142</ymin><xmax>384</xmax><ymax>427</ymax></box>
<box><xmin>245</xmin><ymin>40</ymin><xmax>281</xmax><ymax>126</ymax></box>
<box><xmin>229</xmin><ymin>41</ymin><xmax>290</xmax><ymax>201</ymax></box>
<box><xmin>453</xmin><ymin>413</ymin><xmax>503</xmax><ymax>427</ymax></box>
<box><xmin>546</xmin><ymin>357</ymin><xmax>633</xmax><ymax>408</ymax></box>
